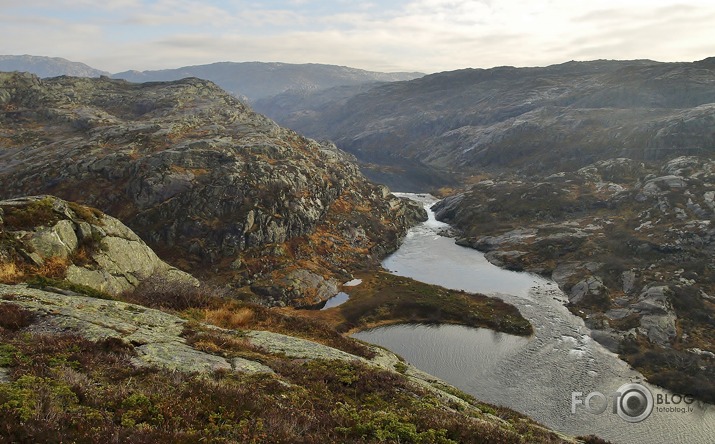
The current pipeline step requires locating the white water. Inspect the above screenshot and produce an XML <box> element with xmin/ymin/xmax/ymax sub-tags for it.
<box><xmin>353</xmin><ymin>193</ymin><xmax>715</xmax><ymax>444</ymax></box>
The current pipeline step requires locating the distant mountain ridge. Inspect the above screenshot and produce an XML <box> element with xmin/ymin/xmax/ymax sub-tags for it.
<box><xmin>112</xmin><ymin>61</ymin><xmax>424</xmax><ymax>102</ymax></box>
<box><xmin>0</xmin><ymin>55</ymin><xmax>110</xmax><ymax>78</ymax></box>
<box><xmin>0</xmin><ymin>55</ymin><xmax>424</xmax><ymax>104</ymax></box>
<box><xmin>254</xmin><ymin>57</ymin><xmax>715</xmax><ymax>187</ymax></box>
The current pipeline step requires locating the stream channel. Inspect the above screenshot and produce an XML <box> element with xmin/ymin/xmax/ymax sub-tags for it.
<box><xmin>352</xmin><ymin>194</ymin><xmax>715</xmax><ymax>444</ymax></box>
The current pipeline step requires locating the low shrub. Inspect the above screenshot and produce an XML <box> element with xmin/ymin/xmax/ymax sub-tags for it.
<box><xmin>0</xmin><ymin>261</ymin><xmax>23</xmax><ymax>284</ymax></box>
<box><xmin>0</xmin><ymin>303</ymin><xmax>36</xmax><ymax>331</ymax></box>
<box><xmin>1</xmin><ymin>197</ymin><xmax>58</xmax><ymax>230</ymax></box>
<box><xmin>121</xmin><ymin>275</ymin><xmax>225</xmax><ymax>311</ymax></box>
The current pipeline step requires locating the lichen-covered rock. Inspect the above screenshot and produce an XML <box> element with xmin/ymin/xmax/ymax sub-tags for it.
<box><xmin>0</xmin><ymin>195</ymin><xmax>196</xmax><ymax>295</ymax></box>
<box><xmin>483</xmin><ymin>250</ymin><xmax>527</xmax><ymax>270</ymax></box>
<box><xmin>245</xmin><ymin>330</ymin><xmax>365</xmax><ymax>362</ymax></box>
<box><xmin>638</xmin><ymin>313</ymin><xmax>677</xmax><ymax>346</ymax></box>
<box><xmin>0</xmin><ymin>284</ymin><xmax>273</xmax><ymax>374</ymax></box>
<box><xmin>251</xmin><ymin>268</ymin><xmax>339</xmax><ymax>305</ymax></box>
<box><xmin>641</xmin><ymin>175</ymin><xmax>688</xmax><ymax>197</ymax></box>
<box><xmin>28</xmin><ymin>220</ymin><xmax>78</xmax><ymax>258</ymax></box>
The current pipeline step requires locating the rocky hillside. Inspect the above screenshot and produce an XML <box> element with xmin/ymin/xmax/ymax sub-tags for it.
<box><xmin>0</xmin><ymin>195</ymin><xmax>591</xmax><ymax>443</ymax></box>
<box><xmin>113</xmin><ymin>61</ymin><xmax>424</xmax><ymax>102</ymax></box>
<box><xmin>434</xmin><ymin>156</ymin><xmax>715</xmax><ymax>402</ymax></box>
<box><xmin>0</xmin><ymin>72</ymin><xmax>425</xmax><ymax>306</ymax></box>
<box><xmin>0</xmin><ymin>55</ymin><xmax>110</xmax><ymax>78</ymax></box>
<box><xmin>0</xmin><ymin>194</ymin><xmax>586</xmax><ymax>443</ymax></box>
<box><xmin>256</xmin><ymin>58</ymin><xmax>715</xmax><ymax>188</ymax></box>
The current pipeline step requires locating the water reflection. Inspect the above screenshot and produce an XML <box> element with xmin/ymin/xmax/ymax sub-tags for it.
<box><xmin>320</xmin><ymin>292</ymin><xmax>350</xmax><ymax>310</ymax></box>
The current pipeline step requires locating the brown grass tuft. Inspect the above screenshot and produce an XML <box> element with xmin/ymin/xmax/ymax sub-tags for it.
<box><xmin>204</xmin><ymin>307</ymin><xmax>254</xmax><ymax>329</ymax></box>
<box><xmin>120</xmin><ymin>275</ymin><xmax>224</xmax><ymax>311</ymax></box>
<box><xmin>0</xmin><ymin>261</ymin><xmax>24</xmax><ymax>284</ymax></box>
<box><xmin>36</xmin><ymin>256</ymin><xmax>70</xmax><ymax>280</ymax></box>
<box><xmin>67</xmin><ymin>201</ymin><xmax>104</xmax><ymax>224</ymax></box>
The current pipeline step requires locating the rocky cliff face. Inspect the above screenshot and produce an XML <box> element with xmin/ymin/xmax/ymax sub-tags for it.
<box><xmin>433</xmin><ymin>156</ymin><xmax>715</xmax><ymax>402</ymax></box>
<box><xmin>0</xmin><ymin>72</ymin><xmax>425</xmax><ymax>305</ymax></box>
<box><xmin>257</xmin><ymin>58</ymin><xmax>715</xmax><ymax>188</ymax></box>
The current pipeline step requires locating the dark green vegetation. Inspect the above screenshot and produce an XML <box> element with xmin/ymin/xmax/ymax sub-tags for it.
<box><xmin>331</xmin><ymin>272</ymin><xmax>532</xmax><ymax>335</ymax></box>
<box><xmin>434</xmin><ymin>156</ymin><xmax>715</xmax><ymax>403</ymax></box>
<box><xmin>0</xmin><ymin>196</ymin><xmax>58</xmax><ymax>229</ymax></box>
<box><xmin>620</xmin><ymin>339</ymin><xmax>715</xmax><ymax>404</ymax></box>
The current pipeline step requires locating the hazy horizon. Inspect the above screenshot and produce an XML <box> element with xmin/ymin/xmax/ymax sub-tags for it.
<box><xmin>1</xmin><ymin>1</ymin><xmax>714</xmax><ymax>74</ymax></box>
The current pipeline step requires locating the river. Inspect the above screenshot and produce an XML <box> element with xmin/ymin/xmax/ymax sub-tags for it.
<box><xmin>353</xmin><ymin>193</ymin><xmax>715</xmax><ymax>444</ymax></box>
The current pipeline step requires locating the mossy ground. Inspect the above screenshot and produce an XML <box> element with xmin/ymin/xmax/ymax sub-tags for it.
<box><xmin>0</xmin><ymin>299</ymin><xmax>571</xmax><ymax>443</ymax></box>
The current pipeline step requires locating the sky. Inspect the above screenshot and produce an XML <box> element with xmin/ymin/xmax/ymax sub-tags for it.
<box><xmin>1</xmin><ymin>0</ymin><xmax>714</xmax><ymax>74</ymax></box>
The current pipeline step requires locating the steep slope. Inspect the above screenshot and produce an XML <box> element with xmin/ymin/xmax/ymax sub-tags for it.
<box><xmin>0</xmin><ymin>55</ymin><xmax>109</xmax><ymax>78</ymax></box>
<box><xmin>257</xmin><ymin>58</ymin><xmax>715</xmax><ymax>187</ymax></box>
<box><xmin>0</xmin><ymin>72</ymin><xmax>425</xmax><ymax>305</ymax></box>
<box><xmin>252</xmin><ymin>83</ymin><xmax>459</xmax><ymax>191</ymax></box>
<box><xmin>113</xmin><ymin>61</ymin><xmax>424</xmax><ymax>102</ymax></box>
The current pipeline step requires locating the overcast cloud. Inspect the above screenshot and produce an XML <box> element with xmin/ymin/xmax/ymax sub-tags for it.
<box><xmin>1</xmin><ymin>0</ymin><xmax>713</xmax><ymax>73</ymax></box>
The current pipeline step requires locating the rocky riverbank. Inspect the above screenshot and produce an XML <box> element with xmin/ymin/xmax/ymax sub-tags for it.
<box><xmin>434</xmin><ymin>156</ymin><xmax>715</xmax><ymax>402</ymax></box>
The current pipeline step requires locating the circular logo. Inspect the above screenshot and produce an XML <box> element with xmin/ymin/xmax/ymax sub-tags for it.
<box><xmin>616</xmin><ymin>383</ymin><xmax>654</xmax><ymax>423</ymax></box>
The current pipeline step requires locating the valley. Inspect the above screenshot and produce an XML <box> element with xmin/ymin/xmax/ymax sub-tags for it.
<box><xmin>254</xmin><ymin>58</ymin><xmax>715</xmax><ymax>407</ymax></box>
<box><xmin>3</xmin><ymin>53</ymin><xmax>715</xmax><ymax>442</ymax></box>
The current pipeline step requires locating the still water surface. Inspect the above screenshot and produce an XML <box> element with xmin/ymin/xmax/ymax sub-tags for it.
<box><xmin>353</xmin><ymin>194</ymin><xmax>715</xmax><ymax>444</ymax></box>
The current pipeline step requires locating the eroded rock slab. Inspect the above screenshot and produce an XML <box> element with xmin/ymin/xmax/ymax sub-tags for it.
<box><xmin>0</xmin><ymin>284</ymin><xmax>270</xmax><ymax>374</ymax></box>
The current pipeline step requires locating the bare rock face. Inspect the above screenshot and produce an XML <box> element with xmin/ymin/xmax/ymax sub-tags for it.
<box><xmin>0</xmin><ymin>73</ymin><xmax>426</xmax><ymax>302</ymax></box>
<box><xmin>0</xmin><ymin>195</ymin><xmax>196</xmax><ymax>295</ymax></box>
<box><xmin>251</xmin><ymin>268</ymin><xmax>339</xmax><ymax>306</ymax></box>
<box><xmin>0</xmin><ymin>284</ymin><xmax>269</xmax><ymax>374</ymax></box>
